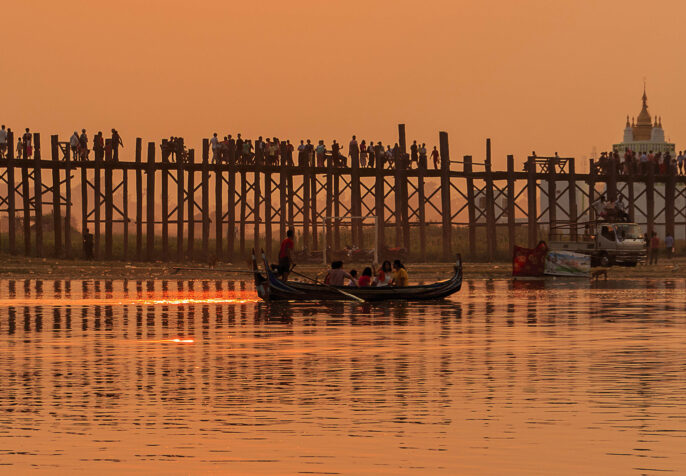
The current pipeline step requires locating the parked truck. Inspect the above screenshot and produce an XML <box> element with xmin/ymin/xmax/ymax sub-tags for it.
<box><xmin>548</xmin><ymin>221</ymin><xmax>646</xmax><ymax>267</ymax></box>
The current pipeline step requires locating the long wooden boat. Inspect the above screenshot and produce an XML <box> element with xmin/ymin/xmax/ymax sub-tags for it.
<box><xmin>253</xmin><ymin>252</ymin><xmax>462</xmax><ymax>302</ymax></box>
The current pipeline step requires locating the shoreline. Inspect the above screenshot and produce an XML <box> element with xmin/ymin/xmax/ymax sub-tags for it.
<box><xmin>0</xmin><ymin>254</ymin><xmax>684</xmax><ymax>281</ymax></box>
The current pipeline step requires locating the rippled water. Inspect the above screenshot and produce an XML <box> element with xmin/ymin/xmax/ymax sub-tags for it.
<box><xmin>0</xmin><ymin>278</ymin><xmax>685</xmax><ymax>474</ymax></box>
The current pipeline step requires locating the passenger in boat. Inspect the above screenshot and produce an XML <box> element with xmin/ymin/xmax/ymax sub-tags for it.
<box><xmin>348</xmin><ymin>269</ymin><xmax>358</xmax><ymax>287</ymax></box>
<box><xmin>278</xmin><ymin>229</ymin><xmax>295</xmax><ymax>281</ymax></box>
<box><xmin>391</xmin><ymin>260</ymin><xmax>409</xmax><ymax>287</ymax></box>
<box><xmin>373</xmin><ymin>261</ymin><xmax>393</xmax><ymax>287</ymax></box>
<box><xmin>324</xmin><ymin>261</ymin><xmax>355</xmax><ymax>286</ymax></box>
<box><xmin>358</xmin><ymin>267</ymin><xmax>373</xmax><ymax>287</ymax></box>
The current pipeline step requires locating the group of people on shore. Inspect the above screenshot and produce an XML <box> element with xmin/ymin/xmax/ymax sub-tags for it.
<box><xmin>597</xmin><ymin>149</ymin><xmax>685</xmax><ymax>176</ymax></box>
<box><xmin>210</xmin><ymin>133</ymin><xmax>442</xmax><ymax>170</ymax></box>
<box><xmin>277</xmin><ymin>229</ymin><xmax>409</xmax><ymax>287</ymax></box>
<box><xmin>646</xmin><ymin>231</ymin><xmax>675</xmax><ymax>265</ymax></box>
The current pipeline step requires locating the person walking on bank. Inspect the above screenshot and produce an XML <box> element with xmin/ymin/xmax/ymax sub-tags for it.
<box><xmin>278</xmin><ymin>228</ymin><xmax>295</xmax><ymax>281</ymax></box>
<box><xmin>111</xmin><ymin>129</ymin><xmax>123</xmax><ymax>161</ymax></box>
<box><xmin>665</xmin><ymin>233</ymin><xmax>675</xmax><ymax>261</ymax></box>
<box><xmin>649</xmin><ymin>232</ymin><xmax>660</xmax><ymax>265</ymax></box>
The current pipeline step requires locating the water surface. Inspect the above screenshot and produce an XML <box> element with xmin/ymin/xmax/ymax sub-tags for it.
<box><xmin>0</xmin><ymin>278</ymin><xmax>685</xmax><ymax>474</ymax></box>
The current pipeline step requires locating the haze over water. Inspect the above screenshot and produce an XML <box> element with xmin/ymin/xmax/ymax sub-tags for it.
<box><xmin>0</xmin><ymin>279</ymin><xmax>684</xmax><ymax>474</ymax></box>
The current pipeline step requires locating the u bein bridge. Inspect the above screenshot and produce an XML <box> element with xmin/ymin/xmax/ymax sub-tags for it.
<box><xmin>0</xmin><ymin>124</ymin><xmax>685</xmax><ymax>263</ymax></box>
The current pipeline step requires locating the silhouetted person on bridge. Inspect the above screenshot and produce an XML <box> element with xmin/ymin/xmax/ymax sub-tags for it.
<box><xmin>349</xmin><ymin>135</ymin><xmax>359</xmax><ymax>168</ymax></box>
<box><xmin>111</xmin><ymin>129</ymin><xmax>123</xmax><ymax>161</ymax></box>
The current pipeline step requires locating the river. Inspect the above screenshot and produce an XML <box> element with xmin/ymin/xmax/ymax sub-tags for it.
<box><xmin>0</xmin><ymin>278</ymin><xmax>684</xmax><ymax>474</ymax></box>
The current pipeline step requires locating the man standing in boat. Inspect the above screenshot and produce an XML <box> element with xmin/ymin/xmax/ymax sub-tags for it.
<box><xmin>278</xmin><ymin>229</ymin><xmax>296</xmax><ymax>281</ymax></box>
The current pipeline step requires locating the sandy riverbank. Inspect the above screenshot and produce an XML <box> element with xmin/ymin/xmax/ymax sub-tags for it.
<box><xmin>0</xmin><ymin>254</ymin><xmax>684</xmax><ymax>281</ymax></box>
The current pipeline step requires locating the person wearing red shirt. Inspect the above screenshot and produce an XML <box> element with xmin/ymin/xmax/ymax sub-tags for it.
<box><xmin>278</xmin><ymin>229</ymin><xmax>295</xmax><ymax>281</ymax></box>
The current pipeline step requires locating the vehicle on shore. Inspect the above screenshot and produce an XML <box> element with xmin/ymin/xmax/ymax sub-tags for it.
<box><xmin>548</xmin><ymin>220</ymin><xmax>646</xmax><ymax>267</ymax></box>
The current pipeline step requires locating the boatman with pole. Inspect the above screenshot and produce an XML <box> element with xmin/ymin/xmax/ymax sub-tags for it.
<box><xmin>278</xmin><ymin>229</ymin><xmax>296</xmax><ymax>281</ymax></box>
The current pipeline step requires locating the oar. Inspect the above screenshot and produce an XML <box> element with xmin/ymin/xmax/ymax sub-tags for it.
<box><xmin>289</xmin><ymin>269</ymin><xmax>365</xmax><ymax>303</ymax></box>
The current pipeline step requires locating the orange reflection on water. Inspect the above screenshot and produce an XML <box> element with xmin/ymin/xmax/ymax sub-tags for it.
<box><xmin>140</xmin><ymin>297</ymin><xmax>259</xmax><ymax>305</ymax></box>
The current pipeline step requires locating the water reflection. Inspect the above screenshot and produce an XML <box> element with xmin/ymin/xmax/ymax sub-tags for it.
<box><xmin>0</xmin><ymin>278</ymin><xmax>684</xmax><ymax>474</ymax></box>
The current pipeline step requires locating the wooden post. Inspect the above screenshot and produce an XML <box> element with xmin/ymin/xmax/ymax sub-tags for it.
<box><xmin>176</xmin><ymin>147</ymin><xmax>184</xmax><ymax>262</ymax></box>
<box><xmin>398</xmin><ymin>125</ymin><xmax>410</xmax><ymax>253</ymax></box>
<box><xmin>7</xmin><ymin>130</ymin><xmax>15</xmax><ymax>254</ymax></box>
<box><xmin>239</xmin><ymin>171</ymin><xmax>247</xmax><ymax>255</ymax></box>
<box><xmin>350</xmin><ymin>146</ymin><xmax>361</xmax><ymax>247</ymax></box>
<box><xmin>215</xmin><ymin>158</ymin><xmax>223</xmax><ymax>261</ymax></box>
<box><xmin>303</xmin><ymin>165</ymin><xmax>311</xmax><ymax>252</ymax></box>
<box><xmin>51</xmin><ymin>135</ymin><xmax>62</xmax><ymax>257</ymax></box>
<box><xmin>567</xmin><ymin>158</ymin><xmax>578</xmax><ymax>240</ymax></box>
<box><xmin>325</xmin><ymin>167</ymin><xmax>333</xmax><ymax>259</ymax></box>
<box><xmin>588</xmin><ymin>160</ymin><xmax>596</xmax><ymax>221</ymax></box>
<box><xmin>265</xmin><ymin>168</ymin><xmax>272</xmax><ymax>260</ymax></box>
<box><xmin>464</xmin><ymin>155</ymin><xmax>476</xmax><ymax>259</ymax></box>
<box><xmin>527</xmin><ymin>156</ymin><xmax>537</xmax><ymax>248</ymax></box>
<box><xmin>506</xmin><ymin>155</ymin><xmax>516</xmax><ymax>255</ymax></box>
<box><xmin>187</xmin><ymin>149</ymin><xmax>195</xmax><ymax>259</ymax></box>
<box><xmin>161</xmin><ymin>147</ymin><xmax>169</xmax><ymax>261</ymax></box>
<box><xmin>123</xmin><ymin>165</ymin><xmax>128</xmax><ymax>260</ymax></box>
<box><xmin>227</xmin><ymin>159</ymin><xmax>236</xmax><ymax>261</ymax></box>
<box><xmin>333</xmin><ymin>172</ymin><xmax>341</xmax><ymax>251</ymax></box>
<box><xmin>253</xmin><ymin>167</ymin><xmax>261</xmax><ymax>253</ymax></box>
<box><xmin>665</xmin><ymin>164</ymin><xmax>676</xmax><ymax>239</ymax></box>
<box><xmin>146</xmin><ymin>142</ymin><xmax>155</xmax><ymax>261</ymax></box>
<box><xmin>646</xmin><ymin>163</ymin><xmax>655</xmax><ymax>238</ymax></box>
<box><xmin>201</xmin><ymin>139</ymin><xmax>210</xmax><ymax>260</ymax></box>
<box><xmin>64</xmin><ymin>141</ymin><xmax>72</xmax><ymax>258</ymax></box>
<box><xmin>393</xmin><ymin>147</ymin><xmax>403</xmax><ymax>247</ymax></box>
<box><xmin>627</xmin><ymin>176</ymin><xmax>635</xmax><ymax>222</ymax></box>
<box><xmin>80</xmin><ymin>152</ymin><xmax>88</xmax><ymax>258</ymax></box>
<box><xmin>22</xmin><ymin>138</ymin><xmax>31</xmax><ymax>256</ymax></box>
<box><xmin>105</xmin><ymin>141</ymin><xmax>116</xmax><ymax>259</ymax></box>
<box><xmin>547</xmin><ymin>156</ymin><xmax>557</xmax><ymax>232</ymax></box>
<box><xmin>439</xmin><ymin>131</ymin><xmax>452</xmax><ymax>260</ymax></box>
<box><xmin>311</xmin><ymin>171</ymin><xmax>318</xmax><ymax>250</ymax></box>
<box><xmin>135</xmin><ymin>138</ymin><xmax>143</xmax><ymax>260</ymax></box>
<box><xmin>104</xmin><ymin>142</ymin><xmax>113</xmax><ymax>260</ymax></box>
<box><xmin>418</xmin><ymin>155</ymin><xmax>426</xmax><ymax>261</ymax></box>
<box><xmin>484</xmin><ymin>139</ymin><xmax>496</xmax><ymax>261</ymax></box>
<box><xmin>374</xmin><ymin>146</ymin><xmax>385</xmax><ymax>257</ymax></box>
<box><xmin>279</xmin><ymin>159</ymin><xmax>287</xmax><ymax>246</ymax></box>
<box><xmin>93</xmin><ymin>137</ymin><xmax>101</xmax><ymax>259</ymax></box>
<box><xmin>33</xmin><ymin>133</ymin><xmax>43</xmax><ymax>257</ymax></box>
<box><xmin>607</xmin><ymin>156</ymin><xmax>617</xmax><ymax>202</ymax></box>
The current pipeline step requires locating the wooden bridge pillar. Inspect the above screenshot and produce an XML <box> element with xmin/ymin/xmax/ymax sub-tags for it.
<box><xmin>201</xmin><ymin>139</ymin><xmax>210</xmax><ymax>261</ymax></box>
<box><xmin>506</xmin><ymin>155</ymin><xmax>516</xmax><ymax>255</ymax></box>
<box><xmin>215</xmin><ymin>156</ymin><xmax>223</xmax><ymax>261</ymax></box>
<box><xmin>646</xmin><ymin>163</ymin><xmax>655</xmax><ymax>238</ymax></box>
<box><xmin>7</xmin><ymin>130</ymin><xmax>15</xmax><ymax>254</ymax></box>
<box><xmin>464</xmin><ymin>155</ymin><xmax>476</xmax><ymax>259</ymax></box>
<box><xmin>350</xmin><ymin>148</ymin><xmax>361</xmax><ymax>247</ymax></box>
<box><xmin>567</xmin><ymin>157</ymin><xmax>578</xmax><ymax>240</ymax></box>
<box><xmin>303</xmin><ymin>164</ymin><xmax>311</xmax><ymax>252</ymax></box>
<box><xmin>161</xmin><ymin>145</ymin><xmax>169</xmax><ymax>261</ymax></box>
<box><xmin>50</xmin><ymin>135</ymin><xmax>62</xmax><ymax>257</ymax></box>
<box><xmin>145</xmin><ymin>142</ymin><xmax>156</xmax><ymax>261</ymax></box>
<box><xmin>253</xmin><ymin>166</ymin><xmax>261</xmax><ymax>254</ymax></box>
<box><xmin>547</xmin><ymin>156</ymin><xmax>557</xmax><ymax>232</ymax></box>
<box><xmin>239</xmin><ymin>170</ymin><xmax>247</xmax><ymax>256</ymax></box>
<box><xmin>135</xmin><ymin>138</ymin><xmax>143</xmax><ymax>260</ymax></box>
<box><xmin>375</xmin><ymin>144</ymin><xmax>385</xmax><ymax>256</ymax></box>
<box><xmin>187</xmin><ymin>149</ymin><xmax>195</xmax><ymax>259</ymax></box>
<box><xmin>666</xmin><ymin>164</ymin><xmax>676</xmax><ymax>239</ymax></box>
<box><xmin>607</xmin><ymin>157</ymin><xmax>617</xmax><ymax>202</ymax></box>
<box><xmin>439</xmin><ymin>131</ymin><xmax>451</xmax><ymax>260</ymax></box>
<box><xmin>104</xmin><ymin>142</ymin><xmax>114</xmax><ymax>260</ymax></box>
<box><xmin>122</xmin><ymin>152</ymin><xmax>129</xmax><ymax>261</ymax></box>
<box><xmin>265</xmin><ymin>167</ymin><xmax>272</xmax><ymax>260</ymax></box>
<box><xmin>333</xmin><ymin>171</ymin><xmax>341</xmax><ymax>251</ymax></box>
<box><xmin>33</xmin><ymin>133</ymin><xmax>43</xmax><ymax>257</ymax></box>
<box><xmin>176</xmin><ymin>149</ymin><xmax>184</xmax><ymax>262</ymax></box>
<box><xmin>526</xmin><ymin>156</ymin><xmax>537</xmax><ymax>248</ymax></box>
<box><xmin>484</xmin><ymin>139</ymin><xmax>496</xmax><ymax>261</ymax></box>
<box><xmin>64</xmin><ymin>141</ymin><xmax>72</xmax><ymax>258</ymax></box>
<box><xmin>588</xmin><ymin>159</ymin><xmax>596</xmax><ymax>221</ymax></box>
<box><xmin>418</xmin><ymin>158</ymin><xmax>427</xmax><ymax>261</ymax></box>
<box><xmin>227</xmin><ymin>157</ymin><xmax>236</xmax><ymax>261</ymax></box>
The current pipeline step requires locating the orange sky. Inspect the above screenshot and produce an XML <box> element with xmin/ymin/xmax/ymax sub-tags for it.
<box><xmin>3</xmin><ymin>0</ymin><xmax>685</xmax><ymax>171</ymax></box>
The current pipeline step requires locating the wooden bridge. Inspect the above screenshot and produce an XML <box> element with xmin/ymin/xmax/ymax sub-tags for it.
<box><xmin>0</xmin><ymin>124</ymin><xmax>683</xmax><ymax>262</ymax></box>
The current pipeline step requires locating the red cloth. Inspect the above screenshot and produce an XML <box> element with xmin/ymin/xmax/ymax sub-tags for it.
<box><xmin>278</xmin><ymin>238</ymin><xmax>294</xmax><ymax>259</ymax></box>
<box><xmin>512</xmin><ymin>242</ymin><xmax>548</xmax><ymax>277</ymax></box>
<box><xmin>358</xmin><ymin>275</ymin><xmax>371</xmax><ymax>287</ymax></box>
<box><xmin>650</xmin><ymin>236</ymin><xmax>660</xmax><ymax>249</ymax></box>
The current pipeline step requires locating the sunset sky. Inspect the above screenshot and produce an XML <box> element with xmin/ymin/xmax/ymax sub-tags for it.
<box><xmin>3</xmin><ymin>0</ymin><xmax>685</xmax><ymax>171</ymax></box>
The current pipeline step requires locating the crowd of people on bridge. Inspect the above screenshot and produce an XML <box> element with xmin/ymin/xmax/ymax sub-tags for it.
<box><xmin>597</xmin><ymin>149</ymin><xmax>685</xmax><ymax>177</ymax></box>
<box><xmin>209</xmin><ymin>133</ymin><xmax>442</xmax><ymax>170</ymax></box>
